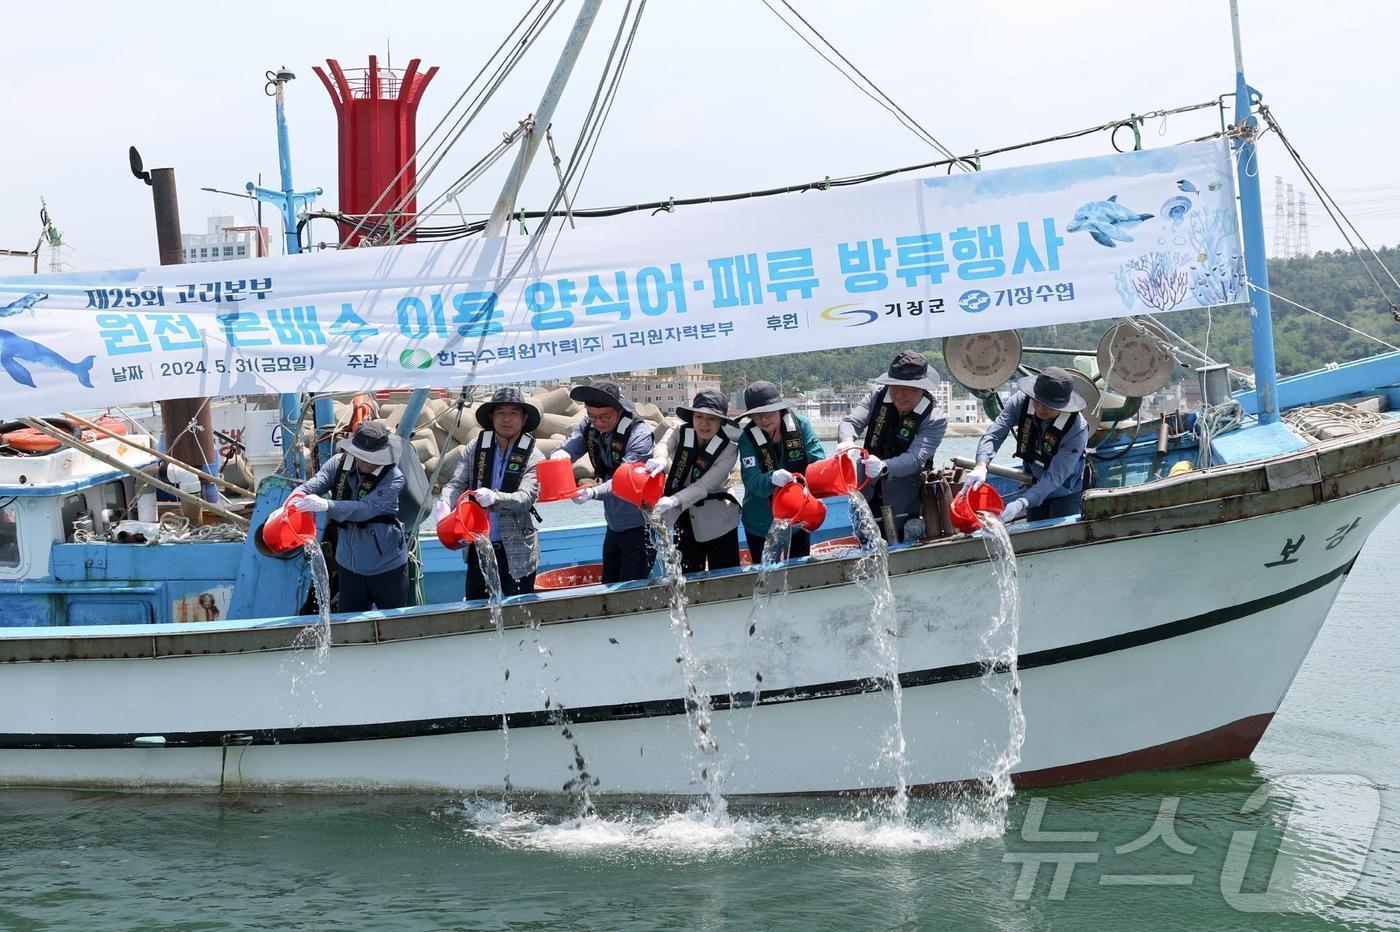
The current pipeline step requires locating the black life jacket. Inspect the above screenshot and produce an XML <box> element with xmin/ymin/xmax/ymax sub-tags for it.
<box><xmin>329</xmin><ymin>454</ymin><xmax>402</xmax><ymax>528</ymax></box>
<box><xmin>663</xmin><ymin>427</ymin><xmax>732</xmax><ymax>497</ymax></box>
<box><xmin>743</xmin><ymin>412</ymin><xmax>810</xmax><ymax>474</ymax></box>
<box><xmin>471</xmin><ymin>431</ymin><xmax>535</xmax><ymax>494</ymax></box>
<box><xmin>1013</xmin><ymin>401</ymin><xmax>1081</xmax><ymax>470</ymax></box>
<box><xmin>862</xmin><ymin>387</ymin><xmax>934</xmax><ymax>459</ymax></box>
<box><xmin>584</xmin><ymin>414</ymin><xmax>646</xmax><ymax>481</ymax></box>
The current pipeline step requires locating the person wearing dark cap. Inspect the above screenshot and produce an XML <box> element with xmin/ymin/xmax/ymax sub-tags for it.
<box><xmin>292</xmin><ymin>420</ymin><xmax>409</xmax><ymax>612</ymax></box>
<box><xmin>837</xmin><ymin>350</ymin><xmax>948</xmax><ymax>541</ymax></box>
<box><xmin>737</xmin><ymin>380</ymin><xmax>825</xmax><ymax>561</ymax></box>
<box><xmin>439</xmin><ymin>387</ymin><xmax>544</xmax><ymax>600</ymax></box>
<box><xmin>551</xmin><ymin>378</ymin><xmax>657</xmax><ymax>583</ymax></box>
<box><xmin>645</xmin><ymin>388</ymin><xmax>743</xmax><ymax>574</ymax></box>
<box><xmin>965</xmin><ymin>366</ymin><xmax>1093</xmax><ymax>522</ymax></box>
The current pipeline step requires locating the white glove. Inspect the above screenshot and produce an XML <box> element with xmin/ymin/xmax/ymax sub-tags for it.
<box><xmin>644</xmin><ymin>457</ymin><xmax>666</xmax><ymax>477</ymax></box>
<box><xmin>299</xmin><ymin>494</ymin><xmax>330</xmax><ymax>513</ymax></box>
<box><xmin>549</xmin><ymin>448</ymin><xmax>573</xmax><ymax>461</ymax></box>
<box><xmin>473</xmin><ymin>488</ymin><xmax>498</xmax><ymax>508</ymax></box>
<box><xmin>963</xmin><ymin>462</ymin><xmax>988</xmax><ymax>491</ymax></box>
<box><xmin>572</xmin><ymin>486</ymin><xmax>596</xmax><ymax>504</ymax></box>
<box><xmin>655</xmin><ymin>495</ymin><xmax>680</xmax><ymax>514</ymax></box>
<box><xmin>834</xmin><ymin>440</ymin><xmax>859</xmax><ymax>454</ymax></box>
<box><xmin>1000</xmin><ymin>498</ymin><xmax>1028</xmax><ymax>522</ymax></box>
<box><xmin>431</xmin><ymin>499</ymin><xmax>450</xmax><ymax>523</ymax></box>
<box><xmin>863</xmin><ymin>453</ymin><xmax>886</xmax><ymax>478</ymax></box>
<box><xmin>770</xmin><ymin>469</ymin><xmax>795</xmax><ymax>488</ymax></box>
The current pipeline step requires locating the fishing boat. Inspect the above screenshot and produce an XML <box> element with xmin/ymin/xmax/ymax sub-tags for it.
<box><xmin>2</xmin><ymin>0</ymin><xmax>1398</xmax><ymax>796</ymax></box>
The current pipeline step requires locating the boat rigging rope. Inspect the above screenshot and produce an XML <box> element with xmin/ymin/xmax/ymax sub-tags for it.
<box><xmin>1249</xmin><ymin>282</ymin><xmax>1400</xmax><ymax>352</ymax></box>
<box><xmin>758</xmin><ymin>0</ymin><xmax>965</xmax><ymax>165</ymax></box>
<box><xmin>1282</xmin><ymin>402</ymin><xmax>1388</xmax><ymax>442</ymax></box>
<box><xmin>1259</xmin><ymin>104</ymin><xmax>1400</xmax><ymax>318</ymax></box>
<box><xmin>348</xmin><ymin>98</ymin><xmax>1227</xmax><ymax>242</ymax></box>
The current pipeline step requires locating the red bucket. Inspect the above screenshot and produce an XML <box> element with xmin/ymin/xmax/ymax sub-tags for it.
<box><xmin>611</xmin><ymin>461</ymin><xmax>665</xmax><ymax>509</ymax></box>
<box><xmin>535</xmin><ymin>563</ymin><xmax>604</xmax><ymax>590</ymax></box>
<box><xmin>537</xmin><ymin>458</ymin><xmax>579</xmax><ymax>503</ymax></box>
<box><xmin>772</xmin><ymin>475</ymin><xmax>827</xmax><ymax>532</ymax></box>
<box><xmin>806</xmin><ymin>450</ymin><xmax>870</xmax><ymax>497</ymax></box>
<box><xmin>436</xmin><ymin>495</ymin><xmax>490</xmax><ymax>550</ymax></box>
<box><xmin>261</xmin><ymin>497</ymin><xmax>317</xmax><ymax>554</ymax></box>
<box><xmin>950</xmin><ymin>485</ymin><xmax>1005</xmax><ymax>534</ymax></box>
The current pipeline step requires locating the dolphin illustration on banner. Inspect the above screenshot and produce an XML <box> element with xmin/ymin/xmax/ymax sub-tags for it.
<box><xmin>0</xmin><ymin>330</ymin><xmax>95</xmax><ymax>388</ymax></box>
<box><xmin>1065</xmin><ymin>195</ymin><xmax>1154</xmax><ymax>247</ymax></box>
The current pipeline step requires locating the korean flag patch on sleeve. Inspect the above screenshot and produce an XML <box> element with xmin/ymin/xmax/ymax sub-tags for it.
<box><xmin>742</xmin><ymin>456</ymin><xmax>757</xmax><ymax>468</ymax></box>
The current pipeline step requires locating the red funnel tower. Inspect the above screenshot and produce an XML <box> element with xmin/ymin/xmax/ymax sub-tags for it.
<box><xmin>314</xmin><ymin>56</ymin><xmax>438</xmax><ymax>245</ymax></box>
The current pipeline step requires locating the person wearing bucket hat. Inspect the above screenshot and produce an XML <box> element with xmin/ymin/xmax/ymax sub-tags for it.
<box><xmin>965</xmin><ymin>366</ymin><xmax>1094</xmax><ymax>523</ymax></box>
<box><xmin>439</xmin><ymin>387</ymin><xmax>544</xmax><ymax>600</ymax></box>
<box><xmin>552</xmin><ymin>378</ymin><xmax>657</xmax><ymax>583</ymax></box>
<box><xmin>292</xmin><ymin>419</ymin><xmax>409</xmax><ymax>612</ymax></box>
<box><xmin>836</xmin><ymin>350</ymin><xmax>948</xmax><ymax>541</ymax></box>
<box><xmin>645</xmin><ymin>388</ymin><xmax>742</xmax><ymax>574</ymax></box>
<box><xmin>737</xmin><ymin>380</ymin><xmax>825</xmax><ymax>561</ymax></box>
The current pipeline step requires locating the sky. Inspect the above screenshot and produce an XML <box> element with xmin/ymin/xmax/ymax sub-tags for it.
<box><xmin>0</xmin><ymin>0</ymin><xmax>1394</xmax><ymax>273</ymax></box>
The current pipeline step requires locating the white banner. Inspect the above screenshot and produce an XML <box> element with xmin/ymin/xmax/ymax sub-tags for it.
<box><xmin>0</xmin><ymin>140</ymin><xmax>1242</xmax><ymax>418</ymax></box>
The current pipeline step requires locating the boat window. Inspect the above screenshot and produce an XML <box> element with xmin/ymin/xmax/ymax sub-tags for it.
<box><xmin>0</xmin><ymin>501</ymin><xmax>18</xmax><ymax>567</ymax></box>
<box><xmin>100</xmin><ymin>480</ymin><xmax>128</xmax><ymax>519</ymax></box>
<box><xmin>61</xmin><ymin>493</ymin><xmax>92</xmax><ymax>542</ymax></box>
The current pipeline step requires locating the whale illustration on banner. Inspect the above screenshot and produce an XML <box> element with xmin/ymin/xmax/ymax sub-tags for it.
<box><xmin>0</xmin><ymin>330</ymin><xmax>95</xmax><ymax>388</ymax></box>
<box><xmin>1066</xmin><ymin>195</ymin><xmax>1155</xmax><ymax>247</ymax></box>
<box><xmin>0</xmin><ymin>292</ymin><xmax>49</xmax><ymax>318</ymax></box>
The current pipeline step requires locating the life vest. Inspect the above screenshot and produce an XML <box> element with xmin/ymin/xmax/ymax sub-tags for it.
<box><xmin>584</xmin><ymin>414</ymin><xmax>645</xmax><ymax>481</ymax></box>
<box><xmin>862</xmin><ymin>387</ymin><xmax>934</xmax><ymax>459</ymax></box>
<box><xmin>1013</xmin><ymin>401</ymin><xmax>1080</xmax><ymax>470</ymax></box>
<box><xmin>329</xmin><ymin>453</ymin><xmax>402</xmax><ymax>529</ymax></box>
<box><xmin>663</xmin><ymin>427</ymin><xmax>732</xmax><ymax>497</ymax></box>
<box><xmin>743</xmin><ymin>412</ymin><xmax>810</xmax><ymax>474</ymax></box>
<box><xmin>470</xmin><ymin>431</ymin><xmax>534</xmax><ymax>494</ymax></box>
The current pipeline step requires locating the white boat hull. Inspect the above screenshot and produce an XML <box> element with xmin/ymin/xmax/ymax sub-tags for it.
<box><xmin>5</xmin><ymin>461</ymin><xmax>1394</xmax><ymax>796</ymax></box>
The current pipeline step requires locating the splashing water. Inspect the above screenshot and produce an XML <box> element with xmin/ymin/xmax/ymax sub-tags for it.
<box><xmin>471</xmin><ymin>536</ymin><xmax>512</xmax><ymax>794</ymax></box>
<box><xmin>645</xmin><ymin>510</ymin><xmax>728</xmax><ymax>822</ymax></box>
<box><xmin>846</xmin><ymin>492</ymin><xmax>910</xmax><ymax>825</ymax></box>
<box><xmin>972</xmin><ymin>513</ymin><xmax>1026</xmax><ymax>829</ymax></box>
<box><xmin>281</xmin><ymin>542</ymin><xmax>333</xmax><ymax>722</ymax></box>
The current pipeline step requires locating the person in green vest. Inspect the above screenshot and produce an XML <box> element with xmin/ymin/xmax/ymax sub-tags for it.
<box><xmin>737</xmin><ymin>380</ymin><xmax>824</xmax><ymax>561</ymax></box>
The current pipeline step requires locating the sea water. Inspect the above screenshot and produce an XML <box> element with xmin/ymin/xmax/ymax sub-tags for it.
<box><xmin>279</xmin><ymin>542</ymin><xmax>333</xmax><ymax>723</ymax></box>
<box><xmin>470</xmin><ymin>536</ymin><xmax>513</xmax><ymax>793</ymax></box>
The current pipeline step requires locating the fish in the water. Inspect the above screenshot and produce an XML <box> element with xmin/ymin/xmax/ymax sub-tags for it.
<box><xmin>0</xmin><ymin>292</ymin><xmax>48</xmax><ymax>318</ymax></box>
<box><xmin>1177</xmin><ymin>179</ymin><xmax>1199</xmax><ymax>194</ymax></box>
<box><xmin>1065</xmin><ymin>195</ymin><xmax>1155</xmax><ymax>247</ymax></box>
<box><xmin>0</xmin><ymin>330</ymin><xmax>95</xmax><ymax>388</ymax></box>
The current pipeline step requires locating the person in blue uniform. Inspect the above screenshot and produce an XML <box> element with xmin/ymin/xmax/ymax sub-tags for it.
<box><xmin>292</xmin><ymin>420</ymin><xmax>409</xmax><ymax>612</ymax></box>
<box><xmin>551</xmin><ymin>379</ymin><xmax>656</xmax><ymax>583</ymax></box>
<box><xmin>737</xmin><ymin>380</ymin><xmax>825</xmax><ymax>561</ymax></box>
<box><xmin>964</xmin><ymin>366</ymin><xmax>1093</xmax><ymax>522</ymax></box>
